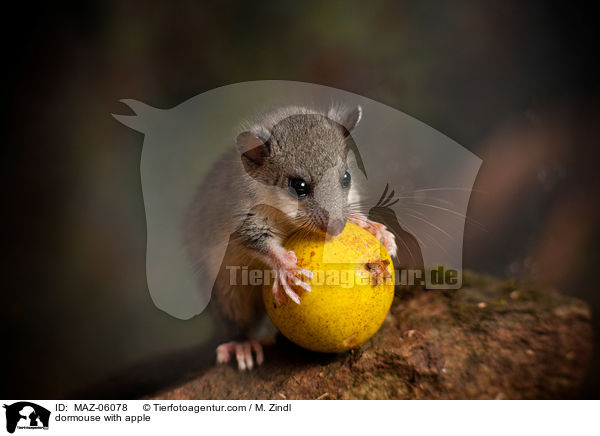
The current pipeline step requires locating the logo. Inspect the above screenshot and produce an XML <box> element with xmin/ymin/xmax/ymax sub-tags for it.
<box><xmin>112</xmin><ymin>81</ymin><xmax>481</xmax><ymax>320</ymax></box>
<box><xmin>3</xmin><ymin>402</ymin><xmax>50</xmax><ymax>434</ymax></box>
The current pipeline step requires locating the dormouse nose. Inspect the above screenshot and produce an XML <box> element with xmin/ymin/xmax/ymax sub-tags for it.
<box><xmin>326</xmin><ymin>218</ymin><xmax>346</xmax><ymax>237</ymax></box>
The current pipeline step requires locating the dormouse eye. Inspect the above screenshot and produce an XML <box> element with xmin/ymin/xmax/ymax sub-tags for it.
<box><xmin>341</xmin><ymin>171</ymin><xmax>351</xmax><ymax>189</ymax></box>
<box><xmin>289</xmin><ymin>177</ymin><xmax>310</xmax><ymax>198</ymax></box>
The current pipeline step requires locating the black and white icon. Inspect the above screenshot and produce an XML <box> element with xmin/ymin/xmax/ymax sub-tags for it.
<box><xmin>3</xmin><ymin>402</ymin><xmax>50</xmax><ymax>434</ymax></box>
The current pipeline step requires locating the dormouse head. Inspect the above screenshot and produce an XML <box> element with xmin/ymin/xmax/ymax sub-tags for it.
<box><xmin>236</xmin><ymin>105</ymin><xmax>363</xmax><ymax>236</ymax></box>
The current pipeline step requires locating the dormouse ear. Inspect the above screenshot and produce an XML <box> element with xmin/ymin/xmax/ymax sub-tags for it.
<box><xmin>328</xmin><ymin>105</ymin><xmax>362</xmax><ymax>136</ymax></box>
<box><xmin>236</xmin><ymin>131</ymin><xmax>270</xmax><ymax>171</ymax></box>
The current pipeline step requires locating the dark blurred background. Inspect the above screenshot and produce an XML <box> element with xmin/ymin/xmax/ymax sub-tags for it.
<box><xmin>4</xmin><ymin>0</ymin><xmax>599</xmax><ymax>398</ymax></box>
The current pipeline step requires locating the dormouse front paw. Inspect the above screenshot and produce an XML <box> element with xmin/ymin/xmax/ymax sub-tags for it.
<box><xmin>269</xmin><ymin>249</ymin><xmax>313</xmax><ymax>305</ymax></box>
<box><xmin>378</xmin><ymin>226</ymin><xmax>398</xmax><ymax>258</ymax></box>
<box><xmin>350</xmin><ymin>216</ymin><xmax>398</xmax><ymax>258</ymax></box>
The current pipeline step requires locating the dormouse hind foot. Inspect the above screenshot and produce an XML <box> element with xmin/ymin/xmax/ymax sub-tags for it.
<box><xmin>216</xmin><ymin>338</ymin><xmax>275</xmax><ymax>371</ymax></box>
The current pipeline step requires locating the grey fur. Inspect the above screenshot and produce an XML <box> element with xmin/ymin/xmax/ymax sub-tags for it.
<box><xmin>187</xmin><ymin>105</ymin><xmax>362</xmax><ymax>336</ymax></box>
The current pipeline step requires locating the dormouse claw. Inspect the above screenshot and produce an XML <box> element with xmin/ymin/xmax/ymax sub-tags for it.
<box><xmin>270</xmin><ymin>249</ymin><xmax>313</xmax><ymax>305</ymax></box>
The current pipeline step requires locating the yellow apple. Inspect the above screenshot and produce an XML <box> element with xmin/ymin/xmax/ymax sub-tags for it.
<box><xmin>263</xmin><ymin>222</ymin><xmax>395</xmax><ymax>353</ymax></box>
